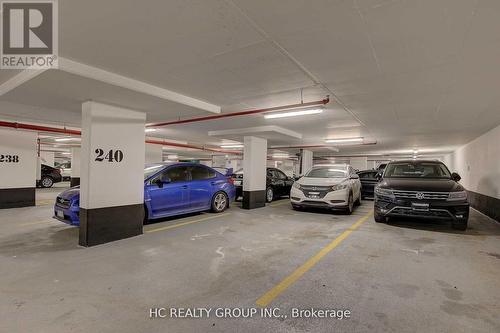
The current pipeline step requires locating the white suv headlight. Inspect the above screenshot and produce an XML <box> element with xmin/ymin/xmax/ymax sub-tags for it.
<box><xmin>292</xmin><ymin>182</ymin><xmax>301</xmax><ymax>190</ymax></box>
<box><xmin>331</xmin><ymin>183</ymin><xmax>348</xmax><ymax>191</ymax></box>
<box><xmin>447</xmin><ymin>191</ymin><xmax>467</xmax><ymax>201</ymax></box>
<box><xmin>375</xmin><ymin>187</ymin><xmax>394</xmax><ymax>198</ymax></box>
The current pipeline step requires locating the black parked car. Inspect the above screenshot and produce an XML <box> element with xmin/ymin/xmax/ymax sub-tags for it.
<box><xmin>37</xmin><ymin>164</ymin><xmax>63</xmax><ymax>188</ymax></box>
<box><xmin>374</xmin><ymin>160</ymin><xmax>469</xmax><ymax>230</ymax></box>
<box><xmin>357</xmin><ymin>170</ymin><xmax>378</xmax><ymax>199</ymax></box>
<box><xmin>232</xmin><ymin>167</ymin><xmax>294</xmax><ymax>202</ymax></box>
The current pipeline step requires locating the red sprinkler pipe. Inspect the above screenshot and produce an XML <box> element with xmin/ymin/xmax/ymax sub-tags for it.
<box><xmin>0</xmin><ymin>120</ymin><xmax>240</xmax><ymax>155</ymax></box>
<box><xmin>147</xmin><ymin>97</ymin><xmax>330</xmax><ymax>127</ymax></box>
<box><xmin>0</xmin><ymin>120</ymin><xmax>81</xmax><ymax>135</ymax></box>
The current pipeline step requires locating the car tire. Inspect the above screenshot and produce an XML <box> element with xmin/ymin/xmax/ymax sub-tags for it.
<box><xmin>211</xmin><ymin>192</ymin><xmax>228</xmax><ymax>213</ymax></box>
<box><xmin>345</xmin><ymin>192</ymin><xmax>354</xmax><ymax>215</ymax></box>
<box><xmin>40</xmin><ymin>176</ymin><xmax>54</xmax><ymax>188</ymax></box>
<box><xmin>355</xmin><ymin>193</ymin><xmax>361</xmax><ymax>206</ymax></box>
<box><xmin>143</xmin><ymin>205</ymin><xmax>149</xmax><ymax>224</ymax></box>
<box><xmin>266</xmin><ymin>187</ymin><xmax>274</xmax><ymax>203</ymax></box>
<box><xmin>452</xmin><ymin>220</ymin><xmax>468</xmax><ymax>231</ymax></box>
<box><xmin>374</xmin><ymin>211</ymin><xmax>386</xmax><ymax>223</ymax></box>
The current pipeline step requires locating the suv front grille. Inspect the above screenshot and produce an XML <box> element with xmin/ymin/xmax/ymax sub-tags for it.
<box><xmin>390</xmin><ymin>207</ymin><xmax>452</xmax><ymax>218</ymax></box>
<box><xmin>300</xmin><ymin>185</ymin><xmax>332</xmax><ymax>199</ymax></box>
<box><xmin>393</xmin><ymin>190</ymin><xmax>449</xmax><ymax>200</ymax></box>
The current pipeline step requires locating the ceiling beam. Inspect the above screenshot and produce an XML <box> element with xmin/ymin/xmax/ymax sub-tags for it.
<box><xmin>58</xmin><ymin>58</ymin><xmax>220</xmax><ymax>113</ymax></box>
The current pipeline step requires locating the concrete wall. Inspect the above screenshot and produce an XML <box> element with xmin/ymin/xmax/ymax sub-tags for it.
<box><xmin>445</xmin><ymin>124</ymin><xmax>500</xmax><ymax>221</ymax></box>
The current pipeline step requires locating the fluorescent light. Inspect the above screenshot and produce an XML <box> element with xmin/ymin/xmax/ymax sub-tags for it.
<box><xmin>145</xmin><ymin>128</ymin><xmax>157</xmax><ymax>133</ymax></box>
<box><xmin>60</xmin><ymin>152</ymin><xmax>71</xmax><ymax>155</ymax></box>
<box><xmin>272</xmin><ymin>154</ymin><xmax>289</xmax><ymax>159</ymax></box>
<box><xmin>413</xmin><ymin>149</ymin><xmax>419</xmax><ymax>154</ymax></box>
<box><xmin>55</xmin><ymin>137</ymin><xmax>79</xmax><ymax>142</ymax></box>
<box><xmin>264</xmin><ymin>109</ymin><xmax>323</xmax><ymax>119</ymax></box>
<box><xmin>324</xmin><ymin>137</ymin><xmax>363</xmax><ymax>144</ymax></box>
<box><xmin>166</xmin><ymin>154</ymin><xmax>178</xmax><ymax>160</ymax></box>
<box><xmin>220</xmin><ymin>144</ymin><xmax>243</xmax><ymax>149</ymax></box>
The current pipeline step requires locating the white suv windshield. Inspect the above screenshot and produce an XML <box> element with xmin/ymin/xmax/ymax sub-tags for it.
<box><xmin>305</xmin><ymin>167</ymin><xmax>347</xmax><ymax>178</ymax></box>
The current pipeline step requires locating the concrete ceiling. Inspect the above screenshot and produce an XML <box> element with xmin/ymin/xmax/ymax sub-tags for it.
<box><xmin>1</xmin><ymin>0</ymin><xmax>499</xmax><ymax>158</ymax></box>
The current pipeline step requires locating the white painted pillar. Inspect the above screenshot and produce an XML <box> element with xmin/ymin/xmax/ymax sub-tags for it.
<box><xmin>242</xmin><ymin>136</ymin><xmax>267</xmax><ymax>209</ymax></box>
<box><xmin>145</xmin><ymin>143</ymin><xmax>163</xmax><ymax>164</ymax></box>
<box><xmin>40</xmin><ymin>151</ymin><xmax>55</xmax><ymax>167</ymax></box>
<box><xmin>70</xmin><ymin>147</ymin><xmax>81</xmax><ymax>187</ymax></box>
<box><xmin>349</xmin><ymin>157</ymin><xmax>368</xmax><ymax>171</ymax></box>
<box><xmin>0</xmin><ymin>129</ymin><xmax>37</xmax><ymax>208</ymax></box>
<box><xmin>79</xmin><ymin>101</ymin><xmax>146</xmax><ymax>246</ymax></box>
<box><xmin>300</xmin><ymin>149</ymin><xmax>313</xmax><ymax>175</ymax></box>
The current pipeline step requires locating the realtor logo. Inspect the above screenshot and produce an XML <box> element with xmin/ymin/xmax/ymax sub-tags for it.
<box><xmin>1</xmin><ymin>0</ymin><xmax>58</xmax><ymax>69</ymax></box>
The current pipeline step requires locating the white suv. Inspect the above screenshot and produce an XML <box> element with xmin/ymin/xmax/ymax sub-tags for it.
<box><xmin>290</xmin><ymin>164</ymin><xmax>362</xmax><ymax>214</ymax></box>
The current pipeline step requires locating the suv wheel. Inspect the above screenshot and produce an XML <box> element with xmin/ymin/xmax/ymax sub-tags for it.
<box><xmin>345</xmin><ymin>192</ymin><xmax>354</xmax><ymax>214</ymax></box>
<box><xmin>40</xmin><ymin>176</ymin><xmax>54</xmax><ymax>188</ymax></box>
<box><xmin>211</xmin><ymin>192</ymin><xmax>228</xmax><ymax>213</ymax></box>
<box><xmin>452</xmin><ymin>220</ymin><xmax>468</xmax><ymax>231</ymax></box>
<box><xmin>266</xmin><ymin>187</ymin><xmax>274</xmax><ymax>203</ymax></box>
<box><xmin>374</xmin><ymin>211</ymin><xmax>386</xmax><ymax>223</ymax></box>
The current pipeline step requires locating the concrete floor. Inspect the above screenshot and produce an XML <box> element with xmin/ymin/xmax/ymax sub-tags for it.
<box><xmin>0</xmin><ymin>187</ymin><xmax>499</xmax><ymax>333</ymax></box>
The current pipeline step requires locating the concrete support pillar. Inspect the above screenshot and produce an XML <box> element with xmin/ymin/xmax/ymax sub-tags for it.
<box><xmin>300</xmin><ymin>149</ymin><xmax>313</xmax><ymax>175</ymax></box>
<box><xmin>40</xmin><ymin>151</ymin><xmax>54</xmax><ymax>167</ymax></box>
<box><xmin>212</xmin><ymin>155</ymin><xmax>226</xmax><ymax>168</ymax></box>
<box><xmin>79</xmin><ymin>101</ymin><xmax>146</xmax><ymax>247</ymax></box>
<box><xmin>70</xmin><ymin>147</ymin><xmax>81</xmax><ymax>187</ymax></box>
<box><xmin>0</xmin><ymin>129</ymin><xmax>37</xmax><ymax>208</ymax></box>
<box><xmin>145</xmin><ymin>143</ymin><xmax>163</xmax><ymax>164</ymax></box>
<box><xmin>349</xmin><ymin>157</ymin><xmax>368</xmax><ymax>171</ymax></box>
<box><xmin>242</xmin><ymin>136</ymin><xmax>267</xmax><ymax>209</ymax></box>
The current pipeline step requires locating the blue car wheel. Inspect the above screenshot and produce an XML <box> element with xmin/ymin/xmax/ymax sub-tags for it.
<box><xmin>211</xmin><ymin>191</ymin><xmax>228</xmax><ymax>213</ymax></box>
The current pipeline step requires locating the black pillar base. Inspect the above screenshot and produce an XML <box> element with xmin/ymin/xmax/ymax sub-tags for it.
<box><xmin>0</xmin><ymin>187</ymin><xmax>35</xmax><ymax>209</ymax></box>
<box><xmin>242</xmin><ymin>190</ymin><xmax>266</xmax><ymax>209</ymax></box>
<box><xmin>79</xmin><ymin>204</ymin><xmax>144</xmax><ymax>247</ymax></box>
<box><xmin>70</xmin><ymin>177</ymin><xmax>80</xmax><ymax>187</ymax></box>
<box><xmin>467</xmin><ymin>190</ymin><xmax>500</xmax><ymax>222</ymax></box>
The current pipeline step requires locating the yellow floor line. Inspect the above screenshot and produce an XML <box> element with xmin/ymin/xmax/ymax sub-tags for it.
<box><xmin>255</xmin><ymin>210</ymin><xmax>373</xmax><ymax>307</ymax></box>
<box><xmin>144</xmin><ymin>213</ymin><xmax>230</xmax><ymax>233</ymax></box>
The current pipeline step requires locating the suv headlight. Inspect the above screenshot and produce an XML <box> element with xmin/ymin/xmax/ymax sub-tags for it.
<box><xmin>375</xmin><ymin>187</ymin><xmax>394</xmax><ymax>199</ymax></box>
<box><xmin>447</xmin><ymin>191</ymin><xmax>467</xmax><ymax>201</ymax></box>
<box><xmin>292</xmin><ymin>182</ymin><xmax>301</xmax><ymax>190</ymax></box>
<box><xmin>331</xmin><ymin>183</ymin><xmax>348</xmax><ymax>191</ymax></box>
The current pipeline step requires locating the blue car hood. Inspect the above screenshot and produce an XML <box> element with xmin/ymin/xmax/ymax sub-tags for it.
<box><xmin>59</xmin><ymin>186</ymin><xmax>80</xmax><ymax>201</ymax></box>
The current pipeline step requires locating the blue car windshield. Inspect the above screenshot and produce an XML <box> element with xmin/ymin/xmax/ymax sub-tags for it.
<box><xmin>144</xmin><ymin>165</ymin><xmax>166</xmax><ymax>180</ymax></box>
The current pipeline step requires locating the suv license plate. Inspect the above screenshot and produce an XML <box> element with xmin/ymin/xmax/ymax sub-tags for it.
<box><xmin>411</xmin><ymin>202</ymin><xmax>429</xmax><ymax>211</ymax></box>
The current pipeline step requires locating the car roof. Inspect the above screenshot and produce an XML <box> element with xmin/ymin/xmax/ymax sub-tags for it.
<box><xmin>388</xmin><ymin>160</ymin><xmax>444</xmax><ymax>164</ymax></box>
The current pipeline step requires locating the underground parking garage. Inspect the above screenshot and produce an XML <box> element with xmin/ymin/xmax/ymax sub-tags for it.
<box><xmin>0</xmin><ymin>1</ymin><xmax>499</xmax><ymax>332</ymax></box>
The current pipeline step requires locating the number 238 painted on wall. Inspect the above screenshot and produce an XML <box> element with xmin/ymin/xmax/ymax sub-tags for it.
<box><xmin>0</xmin><ymin>154</ymin><xmax>20</xmax><ymax>163</ymax></box>
<box><xmin>94</xmin><ymin>149</ymin><xmax>124</xmax><ymax>162</ymax></box>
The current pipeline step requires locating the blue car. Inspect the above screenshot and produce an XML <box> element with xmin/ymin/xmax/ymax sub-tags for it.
<box><xmin>54</xmin><ymin>162</ymin><xmax>236</xmax><ymax>226</ymax></box>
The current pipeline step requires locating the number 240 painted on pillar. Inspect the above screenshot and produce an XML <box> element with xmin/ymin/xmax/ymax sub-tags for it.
<box><xmin>94</xmin><ymin>149</ymin><xmax>124</xmax><ymax>162</ymax></box>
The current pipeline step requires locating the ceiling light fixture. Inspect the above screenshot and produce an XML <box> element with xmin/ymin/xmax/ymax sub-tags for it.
<box><xmin>324</xmin><ymin>137</ymin><xmax>363</xmax><ymax>144</ymax></box>
<box><xmin>220</xmin><ymin>144</ymin><xmax>244</xmax><ymax>149</ymax></box>
<box><xmin>272</xmin><ymin>153</ymin><xmax>289</xmax><ymax>159</ymax></box>
<box><xmin>264</xmin><ymin>109</ymin><xmax>323</xmax><ymax>119</ymax></box>
<box><xmin>55</xmin><ymin>137</ymin><xmax>79</xmax><ymax>142</ymax></box>
<box><xmin>145</xmin><ymin>128</ymin><xmax>157</xmax><ymax>133</ymax></box>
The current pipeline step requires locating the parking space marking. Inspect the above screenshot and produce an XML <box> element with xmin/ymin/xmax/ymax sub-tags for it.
<box><xmin>269</xmin><ymin>200</ymin><xmax>290</xmax><ymax>207</ymax></box>
<box><xmin>255</xmin><ymin>210</ymin><xmax>373</xmax><ymax>307</ymax></box>
<box><xmin>144</xmin><ymin>213</ymin><xmax>230</xmax><ymax>233</ymax></box>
